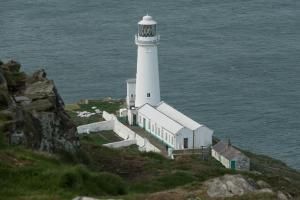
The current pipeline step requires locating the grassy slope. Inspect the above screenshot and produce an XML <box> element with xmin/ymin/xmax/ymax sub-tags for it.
<box><xmin>1</xmin><ymin>132</ymin><xmax>300</xmax><ymax>200</ymax></box>
<box><xmin>1</xmin><ymin>99</ymin><xmax>299</xmax><ymax>200</ymax></box>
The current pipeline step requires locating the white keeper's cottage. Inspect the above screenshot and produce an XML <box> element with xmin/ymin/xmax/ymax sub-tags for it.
<box><xmin>122</xmin><ymin>15</ymin><xmax>213</xmax><ymax>153</ymax></box>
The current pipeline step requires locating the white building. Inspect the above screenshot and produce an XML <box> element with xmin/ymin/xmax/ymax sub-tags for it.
<box><xmin>124</xmin><ymin>15</ymin><xmax>213</xmax><ymax>152</ymax></box>
<box><xmin>212</xmin><ymin>140</ymin><xmax>250</xmax><ymax>171</ymax></box>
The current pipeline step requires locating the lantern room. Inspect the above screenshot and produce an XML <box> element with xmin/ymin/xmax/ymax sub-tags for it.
<box><xmin>138</xmin><ymin>15</ymin><xmax>157</xmax><ymax>37</ymax></box>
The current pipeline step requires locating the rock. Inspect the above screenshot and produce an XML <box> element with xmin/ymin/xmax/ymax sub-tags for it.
<box><xmin>204</xmin><ymin>174</ymin><xmax>256</xmax><ymax>197</ymax></box>
<box><xmin>1</xmin><ymin>60</ymin><xmax>21</xmax><ymax>72</ymax></box>
<box><xmin>256</xmin><ymin>180</ymin><xmax>271</xmax><ymax>189</ymax></box>
<box><xmin>32</xmin><ymin>69</ymin><xmax>47</xmax><ymax>81</ymax></box>
<box><xmin>24</xmin><ymin>80</ymin><xmax>56</xmax><ymax>100</ymax></box>
<box><xmin>277</xmin><ymin>191</ymin><xmax>288</xmax><ymax>200</ymax></box>
<box><xmin>24</xmin><ymin>98</ymin><xmax>54</xmax><ymax>112</ymax></box>
<box><xmin>0</xmin><ymin>70</ymin><xmax>7</xmax><ymax>88</ymax></box>
<box><xmin>256</xmin><ymin>188</ymin><xmax>273</xmax><ymax>194</ymax></box>
<box><xmin>0</xmin><ymin>61</ymin><xmax>27</xmax><ymax>92</ymax></box>
<box><xmin>0</xmin><ymin>60</ymin><xmax>79</xmax><ymax>153</ymax></box>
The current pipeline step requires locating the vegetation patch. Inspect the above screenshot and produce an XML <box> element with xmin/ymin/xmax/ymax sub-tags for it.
<box><xmin>80</xmin><ymin>130</ymin><xmax>122</xmax><ymax>146</ymax></box>
<box><xmin>65</xmin><ymin>98</ymin><xmax>124</xmax><ymax>126</ymax></box>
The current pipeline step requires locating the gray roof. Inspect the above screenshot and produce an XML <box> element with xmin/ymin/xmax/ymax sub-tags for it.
<box><xmin>213</xmin><ymin>141</ymin><xmax>246</xmax><ymax>160</ymax></box>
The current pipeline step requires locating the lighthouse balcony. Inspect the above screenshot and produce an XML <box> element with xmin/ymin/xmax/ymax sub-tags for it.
<box><xmin>135</xmin><ymin>34</ymin><xmax>160</xmax><ymax>45</ymax></box>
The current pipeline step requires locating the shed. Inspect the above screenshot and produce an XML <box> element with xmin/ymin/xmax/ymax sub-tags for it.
<box><xmin>212</xmin><ymin>140</ymin><xmax>250</xmax><ymax>171</ymax></box>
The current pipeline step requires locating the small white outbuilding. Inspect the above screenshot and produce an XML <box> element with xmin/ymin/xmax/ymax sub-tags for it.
<box><xmin>212</xmin><ymin>140</ymin><xmax>250</xmax><ymax>171</ymax></box>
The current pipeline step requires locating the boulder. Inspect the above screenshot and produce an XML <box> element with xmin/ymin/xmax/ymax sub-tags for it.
<box><xmin>277</xmin><ymin>191</ymin><xmax>288</xmax><ymax>200</ymax></box>
<box><xmin>24</xmin><ymin>80</ymin><xmax>55</xmax><ymax>100</ymax></box>
<box><xmin>204</xmin><ymin>174</ymin><xmax>256</xmax><ymax>197</ymax></box>
<box><xmin>256</xmin><ymin>180</ymin><xmax>271</xmax><ymax>189</ymax></box>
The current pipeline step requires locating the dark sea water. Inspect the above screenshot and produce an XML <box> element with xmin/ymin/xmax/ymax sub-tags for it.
<box><xmin>1</xmin><ymin>0</ymin><xmax>300</xmax><ymax>170</ymax></box>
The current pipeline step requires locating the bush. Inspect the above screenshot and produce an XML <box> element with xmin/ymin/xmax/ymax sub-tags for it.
<box><xmin>59</xmin><ymin>165</ymin><xmax>127</xmax><ymax>195</ymax></box>
<box><xmin>60</xmin><ymin>169</ymin><xmax>82</xmax><ymax>189</ymax></box>
<box><xmin>92</xmin><ymin>172</ymin><xmax>127</xmax><ymax>195</ymax></box>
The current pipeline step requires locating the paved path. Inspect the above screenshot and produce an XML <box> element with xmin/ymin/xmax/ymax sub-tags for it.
<box><xmin>126</xmin><ymin>125</ymin><xmax>168</xmax><ymax>157</ymax></box>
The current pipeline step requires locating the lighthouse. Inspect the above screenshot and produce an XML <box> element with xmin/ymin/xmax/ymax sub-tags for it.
<box><xmin>121</xmin><ymin>15</ymin><xmax>213</xmax><ymax>154</ymax></box>
<box><xmin>134</xmin><ymin>15</ymin><xmax>161</xmax><ymax>108</ymax></box>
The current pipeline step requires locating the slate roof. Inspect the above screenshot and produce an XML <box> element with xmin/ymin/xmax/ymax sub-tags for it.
<box><xmin>213</xmin><ymin>141</ymin><xmax>246</xmax><ymax>160</ymax></box>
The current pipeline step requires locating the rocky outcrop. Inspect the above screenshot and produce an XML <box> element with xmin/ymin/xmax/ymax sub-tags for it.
<box><xmin>205</xmin><ymin>174</ymin><xmax>256</xmax><ymax>197</ymax></box>
<box><xmin>0</xmin><ymin>60</ymin><xmax>79</xmax><ymax>153</ymax></box>
<box><xmin>204</xmin><ymin>174</ymin><xmax>282</xmax><ymax>198</ymax></box>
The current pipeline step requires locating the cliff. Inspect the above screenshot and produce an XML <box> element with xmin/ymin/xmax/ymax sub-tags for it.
<box><xmin>0</xmin><ymin>60</ymin><xmax>79</xmax><ymax>153</ymax></box>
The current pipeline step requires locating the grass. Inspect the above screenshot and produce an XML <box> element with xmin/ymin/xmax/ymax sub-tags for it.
<box><xmin>0</xmin><ymin>147</ymin><xmax>127</xmax><ymax>200</ymax></box>
<box><xmin>1</xmin><ymin>135</ymin><xmax>300</xmax><ymax>200</ymax></box>
<box><xmin>80</xmin><ymin>130</ymin><xmax>122</xmax><ymax>146</ymax></box>
<box><xmin>65</xmin><ymin>98</ymin><xmax>124</xmax><ymax>126</ymax></box>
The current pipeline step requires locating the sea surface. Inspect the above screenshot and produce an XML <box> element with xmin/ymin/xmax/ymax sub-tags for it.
<box><xmin>1</xmin><ymin>0</ymin><xmax>299</xmax><ymax>170</ymax></box>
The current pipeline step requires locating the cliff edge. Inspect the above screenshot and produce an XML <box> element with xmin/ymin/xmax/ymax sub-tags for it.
<box><xmin>0</xmin><ymin>60</ymin><xmax>79</xmax><ymax>153</ymax></box>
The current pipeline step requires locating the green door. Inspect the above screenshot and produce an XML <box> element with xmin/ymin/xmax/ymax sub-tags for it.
<box><xmin>143</xmin><ymin>118</ymin><xmax>146</xmax><ymax>130</ymax></box>
<box><xmin>231</xmin><ymin>160</ymin><xmax>236</xmax><ymax>169</ymax></box>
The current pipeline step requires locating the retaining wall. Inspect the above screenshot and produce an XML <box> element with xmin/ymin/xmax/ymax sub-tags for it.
<box><xmin>104</xmin><ymin>111</ymin><xmax>160</xmax><ymax>152</ymax></box>
<box><xmin>76</xmin><ymin>111</ymin><xmax>160</xmax><ymax>153</ymax></box>
<box><xmin>77</xmin><ymin>120</ymin><xmax>114</xmax><ymax>134</ymax></box>
<box><xmin>103</xmin><ymin>140</ymin><xmax>136</xmax><ymax>148</ymax></box>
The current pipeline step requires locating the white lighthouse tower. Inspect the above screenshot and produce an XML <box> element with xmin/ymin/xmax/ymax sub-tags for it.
<box><xmin>134</xmin><ymin>15</ymin><xmax>161</xmax><ymax>108</ymax></box>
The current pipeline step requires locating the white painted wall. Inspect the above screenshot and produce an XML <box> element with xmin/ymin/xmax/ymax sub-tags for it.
<box><xmin>103</xmin><ymin>140</ymin><xmax>136</xmax><ymax>148</ymax></box>
<box><xmin>77</xmin><ymin>120</ymin><xmax>114</xmax><ymax>134</ymax></box>
<box><xmin>212</xmin><ymin>149</ymin><xmax>230</xmax><ymax>168</ymax></box>
<box><xmin>102</xmin><ymin>111</ymin><xmax>160</xmax><ymax>153</ymax></box>
<box><xmin>126</xmin><ymin>80</ymin><xmax>136</xmax><ymax>108</ymax></box>
<box><xmin>137</xmin><ymin>112</ymin><xmax>177</xmax><ymax>148</ymax></box>
<box><xmin>194</xmin><ymin>126</ymin><xmax>213</xmax><ymax>147</ymax></box>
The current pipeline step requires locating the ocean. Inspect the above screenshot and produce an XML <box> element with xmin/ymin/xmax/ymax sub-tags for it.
<box><xmin>1</xmin><ymin>0</ymin><xmax>299</xmax><ymax>170</ymax></box>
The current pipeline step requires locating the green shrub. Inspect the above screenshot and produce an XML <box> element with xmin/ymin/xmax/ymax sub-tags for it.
<box><xmin>58</xmin><ymin>165</ymin><xmax>127</xmax><ymax>195</ymax></box>
<box><xmin>141</xmin><ymin>151</ymin><xmax>166</xmax><ymax>162</ymax></box>
<box><xmin>59</xmin><ymin>169</ymin><xmax>82</xmax><ymax>189</ymax></box>
<box><xmin>92</xmin><ymin>172</ymin><xmax>127</xmax><ymax>195</ymax></box>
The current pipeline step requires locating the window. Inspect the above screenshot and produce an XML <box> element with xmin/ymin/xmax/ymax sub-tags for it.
<box><xmin>152</xmin><ymin>125</ymin><xmax>154</xmax><ymax>132</ymax></box>
<box><xmin>138</xmin><ymin>24</ymin><xmax>156</xmax><ymax>37</ymax></box>
<box><xmin>171</xmin><ymin>137</ymin><xmax>173</xmax><ymax>145</ymax></box>
<box><xmin>139</xmin><ymin>116</ymin><xmax>141</xmax><ymax>123</ymax></box>
<box><xmin>131</xmin><ymin>94</ymin><xmax>133</xmax><ymax>98</ymax></box>
<box><xmin>148</xmin><ymin>121</ymin><xmax>150</xmax><ymax>129</ymax></box>
<box><xmin>158</xmin><ymin>128</ymin><xmax>160</xmax><ymax>135</ymax></box>
<box><xmin>147</xmin><ymin>93</ymin><xmax>150</xmax><ymax>97</ymax></box>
